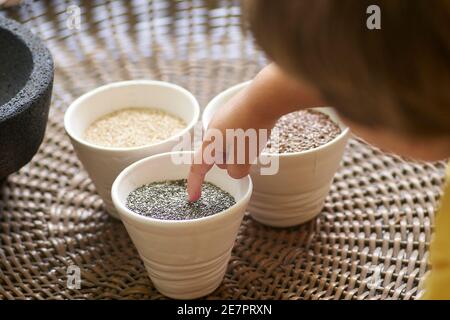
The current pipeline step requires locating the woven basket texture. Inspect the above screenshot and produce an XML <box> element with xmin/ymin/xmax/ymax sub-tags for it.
<box><xmin>0</xmin><ymin>0</ymin><xmax>447</xmax><ymax>300</ymax></box>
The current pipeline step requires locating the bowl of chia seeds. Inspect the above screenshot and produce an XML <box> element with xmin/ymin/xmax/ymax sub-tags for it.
<box><xmin>111</xmin><ymin>151</ymin><xmax>252</xmax><ymax>299</ymax></box>
<box><xmin>203</xmin><ymin>81</ymin><xmax>351</xmax><ymax>227</ymax></box>
<box><xmin>64</xmin><ymin>80</ymin><xmax>200</xmax><ymax>218</ymax></box>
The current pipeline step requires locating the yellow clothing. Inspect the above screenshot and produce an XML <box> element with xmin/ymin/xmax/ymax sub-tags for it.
<box><xmin>422</xmin><ymin>162</ymin><xmax>450</xmax><ymax>299</ymax></box>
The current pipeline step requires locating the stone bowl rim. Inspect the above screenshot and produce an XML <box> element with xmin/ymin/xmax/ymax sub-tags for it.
<box><xmin>0</xmin><ymin>15</ymin><xmax>54</xmax><ymax>122</ymax></box>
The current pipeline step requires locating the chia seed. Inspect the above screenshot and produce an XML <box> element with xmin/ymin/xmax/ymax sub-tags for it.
<box><xmin>126</xmin><ymin>179</ymin><xmax>236</xmax><ymax>220</ymax></box>
<box><xmin>265</xmin><ymin>109</ymin><xmax>342</xmax><ymax>154</ymax></box>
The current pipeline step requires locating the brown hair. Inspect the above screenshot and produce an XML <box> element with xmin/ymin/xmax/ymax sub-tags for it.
<box><xmin>245</xmin><ymin>0</ymin><xmax>450</xmax><ymax>137</ymax></box>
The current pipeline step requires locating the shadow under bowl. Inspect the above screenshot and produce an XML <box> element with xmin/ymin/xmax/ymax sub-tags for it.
<box><xmin>0</xmin><ymin>16</ymin><xmax>54</xmax><ymax>180</ymax></box>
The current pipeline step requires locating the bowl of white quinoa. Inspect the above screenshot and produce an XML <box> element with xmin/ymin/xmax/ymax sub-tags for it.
<box><xmin>64</xmin><ymin>80</ymin><xmax>200</xmax><ymax>218</ymax></box>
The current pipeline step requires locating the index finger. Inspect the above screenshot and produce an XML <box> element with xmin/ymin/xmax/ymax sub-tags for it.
<box><xmin>187</xmin><ymin>141</ymin><xmax>214</xmax><ymax>202</ymax></box>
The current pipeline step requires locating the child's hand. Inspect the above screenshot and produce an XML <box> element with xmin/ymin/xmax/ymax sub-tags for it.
<box><xmin>187</xmin><ymin>86</ymin><xmax>277</xmax><ymax>202</ymax></box>
<box><xmin>187</xmin><ymin>64</ymin><xmax>325</xmax><ymax>201</ymax></box>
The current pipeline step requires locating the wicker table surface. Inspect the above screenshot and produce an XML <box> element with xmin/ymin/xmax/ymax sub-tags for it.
<box><xmin>0</xmin><ymin>0</ymin><xmax>446</xmax><ymax>300</ymax></box>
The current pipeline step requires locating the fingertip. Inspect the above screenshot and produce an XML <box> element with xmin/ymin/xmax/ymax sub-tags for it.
<box><xmin>187</xmin><ymin>170</ymin><xmax>202</xmax><ymax>202</ymax></box>
<box><xmin>188</xmin><ymin>191</ymin><xmax>200</xmax><ymax>202</ymax></box>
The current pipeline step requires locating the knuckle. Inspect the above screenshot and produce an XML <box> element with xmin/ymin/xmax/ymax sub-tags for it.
<box><xmin>227</xmin><ymin>167</ymin><xmax>248</xmax><ymax>179</ymax></box>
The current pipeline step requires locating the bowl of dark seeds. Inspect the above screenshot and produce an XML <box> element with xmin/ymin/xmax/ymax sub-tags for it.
<box><xmin>126</xmin><ymin>179</ymin><xmax>236</xmax><ymax>221</ymax></box>
<box><xmin>203</xmin><ymin>81</ymin><xmax>350</xmax><ymax>227</ymax></box>
<box><xmin>111</xmin><ymin>151</ymin><xmax>252</xmax><ymax>299</ymax></box>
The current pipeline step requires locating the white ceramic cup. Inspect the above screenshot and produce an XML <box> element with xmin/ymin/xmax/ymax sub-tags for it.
<box><xmin>111</xmin><ymin>151</ymin><xmax>252</xmax><ymax>299</ymax></box>
<box><xmin>65</xmin><ymin>80</ymin><xmax>200</xmax><ymax>219</ymax></box>
<box><xmin>203</xmin><ymin>81</ymin><xmax>350</xmax><ymax>227</ymax></box>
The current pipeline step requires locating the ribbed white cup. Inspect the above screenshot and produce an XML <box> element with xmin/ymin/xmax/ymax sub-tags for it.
<box><xmin>111</xmin><ymin>151</ymin><xmax>252</xmax><ymax>299</ymax></box>
<box><xmin>64</xmin><ymin>80</ymin><xmax>200</xmax><ymax>219</ymax></box>
<box><xmin>203</xmin><ymin>81</ymin><xmax>350</xmax><ymax>227</ymax></box>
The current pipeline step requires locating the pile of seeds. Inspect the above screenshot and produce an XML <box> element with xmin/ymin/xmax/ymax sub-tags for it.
<box><xmin>265</xmin><ymin>109</ymin><xmax>342</xmax><ymax>154</ymax></box>
<box><xmin>84</xmin><ymin>107</ymin><xmax>186</xmax><ymax>148</ymax></box>
<box><xmin>126</xmin><ymin>179</ymin><xmax>236</xmax><ymax>220</ymax></box>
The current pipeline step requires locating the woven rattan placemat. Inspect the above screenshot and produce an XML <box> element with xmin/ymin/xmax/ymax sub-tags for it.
<box><xmin>0</xmin><ymin>0</ymin><xmax>447</xmax><ymax>300</ymax></box>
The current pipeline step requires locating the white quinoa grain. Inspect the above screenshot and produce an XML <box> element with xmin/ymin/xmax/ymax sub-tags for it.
<box><xmin>84</xmin><ymin>107</ymin><xmax>186</xmax><ymax>148</ymax></box>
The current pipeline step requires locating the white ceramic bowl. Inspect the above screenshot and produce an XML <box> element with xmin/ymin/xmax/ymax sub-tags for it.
<box><xmin>111</xmin><ymin>151</ymin><xmax>252</xmax><ymax>299</ymax></box>
<box><xmin>203</xmin><ymin>81</ymin><xmax>350</xmax><ymax>227</ymax></box>
<box><xmin>65</xmin><ymin>80</ymin><xmax>200</xmax><ymax>219</ymax></box>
